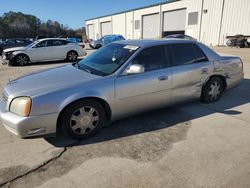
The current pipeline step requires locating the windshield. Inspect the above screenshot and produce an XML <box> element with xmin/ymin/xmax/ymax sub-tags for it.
<box><xmin>78</xmin><ymin>43</ymin><xmax>139</xmax><ymax>76</ymax></box>
<box><xmin>26</xmin><ymin>41</ymin><xmax>39</xmax><ymax>48</ymax></box>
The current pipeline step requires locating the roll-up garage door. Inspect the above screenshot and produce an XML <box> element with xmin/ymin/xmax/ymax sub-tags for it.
<box><xmin>101</xmin><ymin>21</ymin><xmax>112</xmax><ymax>36</ymax></box>
<box><xmin>87</xmin><ymin>25</ymin><xmax>94</xmax><ymax>40</ymax></box>
<box><xmin>163</xmin><ymin>9</ymin><xmax>186</xmax><ymax>36</ymax></box>
<box><xmin>142</xmin><ymin>13</ymin><xmax>159</xmax><ymax>39</ymax></box>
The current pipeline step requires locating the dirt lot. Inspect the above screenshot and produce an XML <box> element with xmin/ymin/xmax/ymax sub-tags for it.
<box><xmin>0</xmin><ymin>47</ymin><xmax>250</xmax><ymax>188</ymax></box>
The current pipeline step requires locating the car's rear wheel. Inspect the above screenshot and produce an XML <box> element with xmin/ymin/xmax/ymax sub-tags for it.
<box><xmin>95</xmin><ymin>44</ymin><xmax>102</xmax><ymax>49</ymax></box>
<box><xmin>15</xmin><ymin>54</ymin><xmax>30</xmax><ymax>66</ymax></box>
<box><xmin>59</xmin><ymin>99</ymin><xmax>106</xmax><ymax>140</ymax></box>
<box><xmin>67</xmin><ymin>51</ymin><xmax>78</xmax><ymax>62</ymax></box>
<box><xmin>201</xmin><ymin>77</ymin><xmax>224</xmax><ymax>103</ymax></box>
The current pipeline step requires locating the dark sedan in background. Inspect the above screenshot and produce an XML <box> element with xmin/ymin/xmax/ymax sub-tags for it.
<box><xmin>0</xmin><ymin>38</ymin><xmax>32</xmax><ymax>55</ymax></box>
<box><xmin>165</xmin><ymin>34</ymin><xmax>197</xmax><ymax>41</ymax></box>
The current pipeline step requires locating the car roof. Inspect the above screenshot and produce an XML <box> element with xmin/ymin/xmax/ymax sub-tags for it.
<box><xmin>5</xmin><ymin>38</ymin><xmax>29</xmax><ymax>41</ymax></box>
<box><xmin>115</xmin><ymin>39</ymin><xmax>221</xmax><ymax>62</ymax></box>
<box><xmin>103</xmin><ymin>34</ymin><xmax>123</xmax><ymax>37</ymax></box>
<box><xmin>114</xmin><ymin>39</ymin><xmax>197</xmax><ymax>48</ymax></box>
<box><xmin>37</xmin><ymin>38</ymin><xmax>68</xmax><ymax>42</ymax></box>
<box><xmin>167</xmin><ymin>34</ymin><xmax>184</xmax><ymax>37</ymax></box>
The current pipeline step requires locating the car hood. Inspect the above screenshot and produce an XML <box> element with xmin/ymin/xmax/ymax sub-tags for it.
<box><xmin>4</xmin><ymin>64</ymin><xmax>101</xmax><ymax>97</ymax></box>
<box><xmin>3</xmin><ymin>46</ymin><xmax>26</xmax><ymax>53</ymax></box>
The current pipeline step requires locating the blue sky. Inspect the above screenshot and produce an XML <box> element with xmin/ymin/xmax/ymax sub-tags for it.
<box><xmin>0</xmin><ymin>0</ymin><xmax>165</xmax><ymax>29</ymax></box>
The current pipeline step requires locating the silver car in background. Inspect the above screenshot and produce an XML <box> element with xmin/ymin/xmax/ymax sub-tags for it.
<box><xmin>0</xmin><ymin>39</ymin><xmax>244</xmax><ymax>139</ymax></box>
<box><xmin>1</xmin><ymin>38</ymin><xmax>87</xmax><ymax>66</ymax></box>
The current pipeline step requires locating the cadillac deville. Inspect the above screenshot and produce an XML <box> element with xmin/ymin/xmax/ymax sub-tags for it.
<box><xmin>0</xmin><ymin>39</ymin><xmax>244</xmax><ymax>139</ymax></box>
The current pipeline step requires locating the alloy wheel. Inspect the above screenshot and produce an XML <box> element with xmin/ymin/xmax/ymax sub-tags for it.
<box><xmin>208</xmin><ymin>81</ymin><xmax>222</xmax><ymax>102</ymax></box>
<box><xmin>16</xmin><ymin>55</ymin><xmax>29</xmax><ymax>66</ymax></box>
<box><xmin>70</xmin><ymin>106</ymin><xmax>99</xmax><ymax>135</ymax></box>
<box><xmin>68</xmin><ymin>51</ymin><xmax>78</xmax><ymax>61</ymax></box>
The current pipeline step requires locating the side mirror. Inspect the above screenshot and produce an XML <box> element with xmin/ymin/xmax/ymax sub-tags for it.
<box><xmin>126</xmin><ymin>64</ymin><xmax>145</xmax><ymax>75</ymax></box>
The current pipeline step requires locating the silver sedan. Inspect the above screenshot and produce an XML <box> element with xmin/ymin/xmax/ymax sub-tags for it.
<box><xmin>0</xmin><ymin>39</ymin><xmax>244</xmax><ymax>139</ymax></box>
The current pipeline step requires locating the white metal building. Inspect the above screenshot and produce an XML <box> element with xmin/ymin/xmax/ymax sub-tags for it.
<box><xmin>85</xmin><ymin>0</ymin><xmax>250</xmax><ymax>46</ymax></box>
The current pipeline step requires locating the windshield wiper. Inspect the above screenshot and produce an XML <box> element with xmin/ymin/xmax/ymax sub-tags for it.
<box><xmin>81</xmin><ymin>67</ymin><xmax>92</xmax><ymax>74</ymax></box>
<box><xmin>73</xmin><ymin>62</ymin><xmax>80</xmax><ymax>69</ymax></box>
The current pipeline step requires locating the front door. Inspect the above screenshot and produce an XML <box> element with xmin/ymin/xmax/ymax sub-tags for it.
<box><xmin>28</xmin><ymin>40</ymin><xmax>53</xmax><ymax>62</ymax></box>
<box><xmin>115</xmin><ymin>45</ymin><xmax>172</xmax><ymax>118</ymax></box>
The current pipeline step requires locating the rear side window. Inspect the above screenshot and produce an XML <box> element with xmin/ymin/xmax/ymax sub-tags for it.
<box><xmin>132</xmin><ymin>45</ymin><xmax>167</xmax><ymax>72</ymax></box>
<box><xmin>52</xmin><ymin>40</ymin><xmax>66</xmax><ymax>46</ymax></box>
<box><xmin>170</xmin><ymin>43</ymin><xmax>196</xmax><ymax>66</ymax></box>
<box><xmin>192</xmin><ymin>44</ymin><xmax>208</xmax><ymax>62</ymax></box>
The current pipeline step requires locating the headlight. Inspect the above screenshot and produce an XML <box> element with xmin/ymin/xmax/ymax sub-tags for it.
<box><xmin>10</xmin><ymin>97</ymin><xmax>32</xmax><ymax>117</ymax></box>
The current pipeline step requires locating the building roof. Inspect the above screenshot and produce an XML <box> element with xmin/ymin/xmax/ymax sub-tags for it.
<box><xmin>85</xmin><ymin>0</ymin><xmax>181</xmax><ymax>21</ymax></box>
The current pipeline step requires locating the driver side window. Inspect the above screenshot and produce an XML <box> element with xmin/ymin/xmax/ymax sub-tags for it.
<box><xmin>35</xmin><ymin>41</ymin><xmax>47</xmax><ymax>48</ymax></box>
<box><xmin>35</xmin><ymin>40</ymin><xmax>52</xmax><ymax>48</ymax></box>
<box><xmin>131</xmin><ymin>46</ymin><xmax>167</xmax><ymax>72</ymax></box>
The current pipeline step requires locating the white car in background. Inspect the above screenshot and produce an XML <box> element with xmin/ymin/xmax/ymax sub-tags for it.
<box><xmin>2</xmin><ymin>38</ymin><xmax>87</xmax><ymax>66</ymax></box>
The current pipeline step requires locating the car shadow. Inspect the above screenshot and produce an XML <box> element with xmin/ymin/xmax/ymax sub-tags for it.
<box><xmin>45</xmin><ymin>78</ymin><xmax>250</xmax><ymax>148</ymax></box>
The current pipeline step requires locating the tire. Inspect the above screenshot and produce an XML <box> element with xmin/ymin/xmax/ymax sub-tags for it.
<box><xmin>14</xmin><ymin>54</ymin><xmax>30</xmax><ymax>66</ymax></box>
<box><xmin>226</xmin><ymin>40</ymin><xmax>232</xmax><ymax>47</ymax></box>
<box><xmin>0</xmin><ymin>48</ymin><xmax>3</xmax><ymax>56</ymax></box>
<box><xmin>59</xmin><ymin>99</ymin><xmax>106</xmax><ymax>140</ymax></box>
<box><xmin>67</xmin><ymin>51</ymin><xmax>78</xmax><ymax>62</ymax></box>
<box><xmin>201</xmin><ymin>77</ymin><xmax>224</xmax><ymax>103</ymax></box>
<box><xmin>95</xmin><ymin>44</ymin><xmax>102</xmax><ymax>49</ymax></box>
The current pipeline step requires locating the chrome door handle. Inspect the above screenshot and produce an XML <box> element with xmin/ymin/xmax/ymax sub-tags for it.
<box><xmin>158</xmin><ymin>75</ymin><xmax>168</xmax><ymax>81</ymax></box>
<box><xmin>201</xmin><ymin>68</ymin><xmax>208</xmax><ymax>74</ymax></box>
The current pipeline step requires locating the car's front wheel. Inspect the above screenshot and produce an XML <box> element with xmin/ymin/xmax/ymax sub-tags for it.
<box><xmin>14</xmin><ymin>54</ymin><xmax>30</xmax><ymax>66</ymax></box>
<box><xmin>59</xmin><ymin>99</ymin><xmax>106</xmax><ymax>140</ymax></box>
<box><xmin>201</xmin><ymin>77</ymin><xmax>224</xmax><ymax>103</ymax></box>
<box><xmin>67</xmin><ymin>51</ymin><xmax>78</xmax><ymax>62</ymax></box>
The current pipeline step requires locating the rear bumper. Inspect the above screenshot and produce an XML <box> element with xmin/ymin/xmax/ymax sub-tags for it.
<box><xmin>0</xmin><ymin>100</ymin><xmax>58</xmax><ymax>138</ymax></box>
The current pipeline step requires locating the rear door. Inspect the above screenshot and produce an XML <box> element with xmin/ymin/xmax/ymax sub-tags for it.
<box><xmin>51</xmin><ymin>40</ymin><xmax>68</xmax><ymax>60</ymax></box>
<box><xmin>170</xmin><ymin>43</ymin><xmax>213</xmax><ymax>103</ymax></box>
<box><xmin>115</xmin><ymin>45</ymin><xmax>172</xmax><ymax>117</ymax></box>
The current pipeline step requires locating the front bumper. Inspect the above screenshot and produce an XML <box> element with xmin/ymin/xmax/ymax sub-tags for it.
<box><xmin>0</xmin><ymin>100</ymin><xmax>58</xmax><ymax>138</ymax></box>
<box><xmin>0</xmin><ymin>55</ymin><xmax>9</xmax><ymax>65</ymax></box>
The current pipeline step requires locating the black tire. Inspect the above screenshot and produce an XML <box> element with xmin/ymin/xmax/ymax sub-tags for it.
<box><xmin>0</xmin><ymin>48</ymin><xmax>3</xmax><ymax>56</ymax></box>
<box><xmin>67</xmin><ymin>51</ymin><xmax>78</xmax><ymax>62</ymax></box>
<box><xmin>201</xmin><ymin>77</ymin><xmax>224</xmax><ymax>103</ymax></box>
<box><xmin>59</xmin><ymin>99</ymin><xmax>106</xmax><ymax>140</ymax></box>
<box><xmin>95</xmin><ymin>44</ymin><xmax>102</xmax><ymax>49</ymax></box>
<box><xmin>14</xmin><ymin>54</ymin><xmax>30</xmax><ymax>66</ymax></box>
<box><xmin>226</xmin><ymin>40</ymin><xmax>232</xmax><ymax>47</ymax></box>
